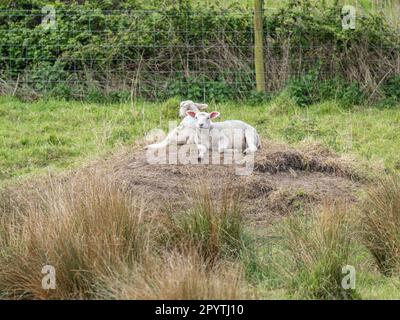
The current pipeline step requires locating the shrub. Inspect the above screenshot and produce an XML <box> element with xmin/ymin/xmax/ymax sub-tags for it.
<box><xmin>359</xmin><ymin>174</ymin><xmax>400</xmax><ymax>276</ymax></box>
<box><xmin>383</xmin><ymin>75</ymin><xmax>400</xmax><ymax>104</ymax></box>
<box><xmin>0</xmin><ymin>1</ymin><xmax>398</xmax><ymax>103</ymax></box>
<box><xmin>288</xmin><ymin>71</ymin><xmax>366</xmax><ymax>107</ymax></box>
<box><xmin>166</xmin><ymin>76</ymin><xmax>237</xmax><ymax>103</ymax></box>
<box><xmin>279</xmin><ymin>202</ymin><xmax>359</xmax><ymax>299</ymax></box>
<box><xmin>247</xmin><ymin>90</ymin><xmax>272</xmax><ymax>106</ymax></box>
<box><xmin>319</xmin><ymin>78</ymin><xmax>365</xmax><ymax>107</ymax></box>
<box><xmin>287</xmin><ymin>70</ymin><xmax>320</xmax><ymax>107</ymax></box>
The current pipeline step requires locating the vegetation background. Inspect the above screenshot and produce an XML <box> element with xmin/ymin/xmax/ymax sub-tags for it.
<box><xmin>1</xmin><ymin>0</ymin><xmax>400</xmax><ymax>105</ymax></box>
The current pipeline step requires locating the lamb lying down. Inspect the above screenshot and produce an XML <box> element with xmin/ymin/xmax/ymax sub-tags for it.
<box><xmin>186</xmin><ymin>110</ymin><xmax>261</xmax><ymax>160</ymax></box>
<box><xmin>146</xmin><ymin>100</ymin><xmax>208</xmax><ymax>150</ymax></box>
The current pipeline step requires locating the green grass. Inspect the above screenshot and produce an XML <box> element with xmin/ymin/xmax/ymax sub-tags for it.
<box><xmin>1</xmin><ymin>95</ymin><xmax>400</xmax><ymax>185</ymax></box>
<box><xmin>0</xmin><ymin>96</ymin><xmax>177</xmax><ymax>183</ymax></box>
<box><xmin>252</xmin><ymin>216</ymin><xmax>400</xmax><ymax>300</ymax></box>
<box><xmin>358</xmin><ymin>275</ymin><xmax>400</xmax><ymax>299</ymax></box>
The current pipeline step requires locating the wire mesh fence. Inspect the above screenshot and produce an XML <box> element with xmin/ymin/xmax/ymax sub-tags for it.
<box><xmin>0</xmin><ymin>7</ymin><xmax>259</xmax><ymax>101</ymax></box>
<box><xmin>0</xmin><ymin>2</ymin><xmax>399</xmax><ymax>102</ymax></box>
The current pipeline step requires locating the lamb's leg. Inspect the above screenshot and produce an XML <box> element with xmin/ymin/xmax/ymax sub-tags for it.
<box><xmin>218</xmin><ymin>134</ymin><xmax>230</xmax><ymax>153</ymax></box>
<box><xmin>197</xmin><ymin>144</ymin><xmax>208</xmax><ymax>160</ymax></box>
<box><xmin>146</xmin><ymin>127</ymin><xmax>179</xmax><ymax>149</ymax></box>
<box><xmin>243</xmin><ymin>128</ymin><xmax>258</xmax><ymax>154</ymax></box>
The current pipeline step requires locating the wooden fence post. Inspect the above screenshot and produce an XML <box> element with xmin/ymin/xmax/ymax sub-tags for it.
<box><xmin>254</xmin><ymin>0</ymin><xmax>266</xmax><ymax>92</ymax></box>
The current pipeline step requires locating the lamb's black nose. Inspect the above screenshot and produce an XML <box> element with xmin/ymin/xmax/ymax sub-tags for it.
<box><xmin>199</xmin><ymin>124</ymin><xmax>204</xmax><ymax>128</ymax></box>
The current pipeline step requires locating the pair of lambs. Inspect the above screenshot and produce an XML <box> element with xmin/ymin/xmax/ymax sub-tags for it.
<box><xmin>146</xmin><ymin>100</ymin><xmax>261</xmax><ymax>159</ymax></box>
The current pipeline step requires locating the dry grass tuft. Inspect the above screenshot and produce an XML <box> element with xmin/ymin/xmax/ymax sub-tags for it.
<box><xmin>0</xmin><ymin>171</ymin><xmax>153</xmax><ymax>299</ymax></box>
<box><xmin>98</xmin><ymin>250</ymin><xmax>253</xmax><ymax>300</ymax></box>
<box><xmin>166</xmin><ymin>183</ymin><xmax>245</xmax><ymax>263</ymax></box>
<box><xmin>359</xmin><ymin>174</ymin><xmax>400</xmax><ymax>275</ymax></box>
<box><xmin>0</xmin><ymin>170</ymin><xmax>250</xmax><ymax>299</ymax></box>
<box><xmin>279</xmin><ymin>201</ymin><xmax>359</xmax><ymax>299</ymax></box>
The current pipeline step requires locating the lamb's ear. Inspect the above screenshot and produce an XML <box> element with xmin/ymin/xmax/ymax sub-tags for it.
<box><xmin>195</xmin><ymin>103</ymin><xmax>208</xmax><ymax>110</ymax></box>
<box><xmin>186</xmin><ymin>111</ymin><xmax>197</xmax><ymax>118</ymax></box>
<box><xmin>180</xmin><ymin>100</ymin><xmax>193</xmax><ymax>108</ymax></box>
<box><xmin>210</xmin><ymin>111</ymin><xmax>220</xmax><ymax>119</ymax></box>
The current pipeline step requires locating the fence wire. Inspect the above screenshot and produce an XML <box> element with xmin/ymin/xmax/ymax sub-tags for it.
<box><xmin>0</xmin><ymin>3</ymin><xmax>399</xmax><ymax>102</ymax></box>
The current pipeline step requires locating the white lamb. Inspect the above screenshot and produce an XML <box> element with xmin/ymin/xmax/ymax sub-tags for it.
<box><xmin>186</xmin><ymin>110</ymin><xmax>261</xmax><ymax>160</ymax></box>
<box><xmin>146</xmin><ymin>100</ymin><xmax>208</xmax><ymax>149</ymax></box>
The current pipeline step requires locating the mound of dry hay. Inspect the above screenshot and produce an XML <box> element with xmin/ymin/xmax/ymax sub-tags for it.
<box><xmin>1</xmin><ymin>140</ymin><xmax>364</xmax><ymax>227</ymax></box>
<box><xmin>254</xmin><ymin>141</ymin><xmax>362</xmax><ymax>179</ymax></box>
<box><xmin>104</xmin><ymin>140</ymin><xmax>363</xmax><ymax>226</ymax></box>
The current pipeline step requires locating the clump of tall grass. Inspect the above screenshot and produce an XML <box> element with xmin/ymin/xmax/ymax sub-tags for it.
<box><xmin>0</xmin><ymin>172</ymin><xmax>154</xmax><ymax>299</ymax></box>
<box><xmin>164</xmin><ymin>183</ymin><xmax>274</xmax><ymax>289</ymax></box>
<box><xmin>359</xmin><ymin>174</ymin><xmax>400</xmax><ymax>276</ymax></box>
<box><xmin>97</xmin><ymin>250</ymin><xmax>253</xmax><ymax>300</ymax></box>
<box><xmin>279</xmin><ymin>202</ymin><xmax>359</xmax><ymax>300</ymax></box>
<box><xmin>0</xmin><ymin>173</ymin><xmax>251</xmax><ymax>299</ymax></box>
<box><xmin>167</xmin><ymin>184</ymin><xmax>245</xmax><ymax>263</ymax></box>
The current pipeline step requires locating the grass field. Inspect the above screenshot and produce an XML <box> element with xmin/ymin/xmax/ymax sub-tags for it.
<box><xmin>1</xmin><ymin>95</ymin><xmax>399</xmax><ymax>185</ymax></box>
<box><xmin>1</xmin><ymin>95</ymin><xmax>400</xmax><ymax>299</ymax></box>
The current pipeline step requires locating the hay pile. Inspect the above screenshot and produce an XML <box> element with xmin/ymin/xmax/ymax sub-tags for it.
<box><xmin>105</xmin><ymin>140</ymin><xmax>363</xmax><ymax>226</ymax></box>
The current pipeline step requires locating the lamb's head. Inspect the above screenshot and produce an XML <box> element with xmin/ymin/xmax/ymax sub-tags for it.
<box><xmin>186</xmin><ymin>111</ymin><xmax>220</xmax><ymax>129</ymax></box>
<box><xmin>179</xmin><ymin>100</ymin><xmax>208</xmax><ymax>118</ymax></box>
